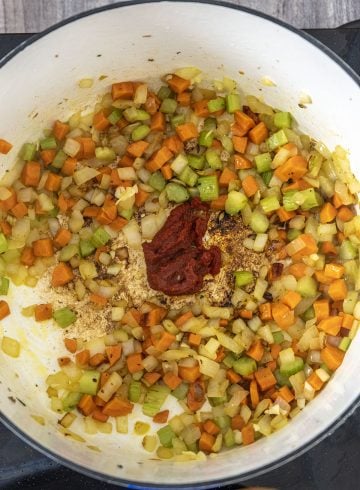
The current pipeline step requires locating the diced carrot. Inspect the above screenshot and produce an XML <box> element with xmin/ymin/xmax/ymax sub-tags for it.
<box><xmin>20</xmin><ymin>246</ymin><xmax>35</xmax><ymax>266</ymax></box>
<box><xmin>193</xmin><ymin>100</ymin><xmax>210</xmax><ymax>117</ymax></box>
<box><xmin>89</xmin><ymin>353</ymin><xmax>106</xmax><ymax>367</ymax></box>
<box><xmin>241</xmin><ymin>423</ymin><xmax>255</xmax><ymax>445</ymax></box>
<box><xmin>0</xmin><ymin>187</ymin><xmax>17</xmax><ymax>211</ymax></box>
<box><xmin>259</xmin><ymin>303</ymin><xmax>272</xmax><ymax>321</ymax></box>
<box><xmin>272</xmin><ymin>302</ymin><xmax>295</xmax><ymax>329</ymax></box>
<box><xmin>163</xmin><ymin>135</ymin><xmax>183</xmax><ymax>155</ymax></box>
<box><xmin>104</xmin><ymin>346</ymin><xmax>122</xmax><ymax>367</ymax></box>
<box><xmin>241</xmin><ymin>175</ymin><xmax>259</xmax><ymax>197</ymax></box>
<box><xmin>313</xmin><ymin>299</ymin><xmax>329</xmax><ymax>321</ymax></box>
<box><xmin>178</xmin><ymin>364</ymin><xmax>201</xmax><ymax>383</ymax></box>
<box><xmin>33</xmin><ymin>238</ymin><xmax>54</xmax><ymax>257</ymax></box>
<box><xmin>126</xmin><ymin>353</ymin><xmax>143</xmax><ymax>373</ymax></box>
<box><xmin>78</xmin><ymin>394</ymin><xmax>96</xmax><ymax>416</ymax></box>
<box><xmin>187</xmin><ymin>380</ymin><xmax>205</xmax><ymax>412</ymax></box>
<box><xmin>321</xmin><ymin>241</ymin><xmax>338</xmax><ymax>255</ymax></box>
<box><xmin>320</xmin><ymin>202</ymin><xmax>337</xmax><ymax>224</ymax></box>
<box><xmin>288</xmin><ymin>234</ymin><xmax>318</xmax><ymax>261</ymax></box>
<box><xmin>209</xmin><ymin>194</ymin><xmax>227</xmax><ymax>210</ymax></box>
<box><xmin>277</xmin><ymin>207</ymin><xmax>296</xmax><ymax>222</ymax></box>
<box><xmin>278</xmin><ymin>385</ymin><xmax>295</xmax><ymax>403</ymax></box>
<box><xmin>40</xmin><ymin>149</ymin><xmax>56</xmax><ymax>165</ymax></box>
<box><xmin>111</xmin><ymin>81</ymin><xmax>134</xmax><ymax>100</ymax></box>
<box><xmin>118</xmin><ymin>154</ymin><xmax>134</xmax><ymax>168</ymax></box>
<box><xmin>150</xmin><ymin>112</ymin><xmax>166</xmax><ymax>132</ymax></box>
<box><xmin>239</xmin><ymin>309</ymin><xmax>253</xmax><ymax>320</ymax></box>
<box><xmin>307</xmin><ymin>372</ymin><xmax>324</xmax><ymax>391</ymax></box>
<box><xmin>328</xmin><ymin>279</ymin><xmax>347</xmax><ymax>301</ymax></box>
<box><xmin>248</xmin><ymin>122</ymin><xmax>268</xmax><ymax>144</ymax></box>
<box><xmin>270</xmin><ymin>343</ymin><xmax>281</xmax><ymax>360</ymax></box>
<box><xmin>285</xmin><ymin>263</ymin><xmax>308</xmax><ymax>280</ymax></box>
<box><xmin>102</xmin><ymin>397</ymin><xmax>134</xmax><ymax>417</ymax></box>
<box><xmin>51</xmin><ymin>262</ymin><xmax>74</xmax><ymax>287</ymax></box>
<box><xmin>121</xmin><ymin>308</ymin><xmax>141</xmax><ymax>327</ymax></box>
<box><xmin>318</xmin><ymin>316</ymin><xmax>342</xmax><ymax>336</ymax></box>
<box><xmin>324</xmin><ymin>263</ymin><xmax>344</xmax><ymax>279</ymax></box>
<box><xmin>254</xmin><ymin>367</ymin><xmax>277</xmax><ymax>391</ymax></box>
<box><xmin>21</xmin><ymin>161</ymin><xmax>41</xmax><ymax>187</ymax></box>
<box><xmin>97</xmin><ymin>203</ymin><xmax>117</xmax><ymax>225</ymax></box>
<box><xmin>341</xmin><ymin>313</ymin><xmax>354</xmax><ymax>329</ymax></box>
<box><xmin>45</xmin><ymin>172</ymin><xmax>62</xmax><ymax>192</ymax></box>
<box><xmin>109</xmin><ymin>217</ymin><xmax>128</xmax><ymax>231</ymax></box>
<box><xmin>231</xmin><ymin>414</ymin><xmax>245</xmax><ymax>430</ymax></box>
<box><xmin>246</xmin><ymin>340</ymin><xmax>264</xmax><ymax>362</ymax></box>
<box><xmin>177</xmin><ymin>91</ymin><xmax>191</xmax><ymax>106</ymax></box>
<box><xmin>11</xmin><ymin>201</ymin><xmax>28</xmax><ymax>219</ymax></box>
<box><xmin>249</xmin><ymin>379</ymin><xmax>259</xmax><ymax>409</ymax></box>
<box><xmin>64</xmin><ymin>338</ymin><xmax>77</xmax><ymax>353</ymax></box>
<box><xmin>163</xmin><ymin>372</ymin><xmax>182</xmax><ymax>390</ymax></box>
<box><xmin>94</xmin><ymin>394</ymin><xmax>106</xmax><ymax>406</ymax></box>
<box><xmin>188</xmin><ymin>333</ymin><xmax>202</xmax><ymax>347</ymax></box>
<box><xmin>232</xmin><ymin>135</ymin><xmax>248</xmax><ymax>153</ymax></box>
<box><xmin>75</xmin><ymin>349</ymin><xmax>90</xmax><ymax>366</ymax></box>
<box><xmin>34</xmin><ymin>304</ymin><xmax>53</xmax><ymax>321</ymax></box>
<box><xmin>92</xmin><ymin>408</ymin><xmax>109</xmax><ymax>423</ymax></box>
<box><xmin>333</xmin><ymin>192</ymin><xmax>343</xmax><ymax>209</ymax></box>
<box><xmin>281</xmin><ymin>290</ymin><xmax>301</xmax><ymax>309</ymax></box>
<box><xmin>53</xmin><ymin>228</ymin><xmax>72</xmax><ymax>248</ymax></box>
<box><xmin>211</xmin><ymin>139</ymin><xmax>222</xmax><ymax>150</ymax></box>
<box><xmin>143</xmin><ymin>372</ymin><xmax>161</xmax><ymax>387</ymax></box>
<box><xmin>127</xmin><ymin>140</ymin><xmax>149</xmax><ymax>158</ymax></box>
<box><xmin>167</xmin><ymin>74</ymin><xmax>190</xmax><ymax>94</ymax></box>
<box><xmin>145</xmin><ymin>146</ymin><xmax>173</xmax><ymax>172</ymax></box>
<box><xmin>0</xmin><ymin>138</ymin><xmax>13</xmax><ymax>154</ymax></box>
<box><xmin>321</xmin><ymin>345</ymin><xmax>344</xmax><ymax>371</ymax></box>
<box><xmin>153</xmin><ymin>410</ymin><xmax>169</xmax><ymax>424</ymax></box>
<box><xmin>175</xmin><ymin>310</ymin><xmax>193</xmax><ymax>327</ymax></box>
<box><xmin>0</xmin><ymin>220</ymin><xmax>11</xmax><ymax>236</ymax></box>
<box><xmin>146</xmin><ymin>306</ymin><xmax>167</xmax><ymax>327</ymax></box>
<box><xmin>135</xmin><ymin>188</ymin><xmax>150</xmax><ymax>208</ymax></box>
<box><xmin>274</xmin><ymin>155</ymin><xmax>308</xmax><ymax>182</ymax></box>
<box><xmin>58</xmin><ymin>356</ymin><xmax>70</xmax><ymax>367</ymax></box>
<box><xmin>234</xmin><ymin>111</ymin><xmax>255</xmax><ymax>135</ymax></box>
<box><xmin>53</xmin><ymin>120</ymin><xmax>70</xmax><ymax>141</ymax></box>
<box><xmin>0</xmin><ymin>300</ymin><xmax>10</xmax><ymax>320</ymax></box>
<box><xmin>337</xmin><ymin>206</ymin><xmax>355</xmax><ymax>222</ymax></box>
<box><xmin>219</xmin><ymin>167</ymin><xmax>237</xmax><ymax>187</ymax></box>
<box><xmin>314</xmin><ymin>270</ymin><xmax>332</xmax><ymax>285</ymax></box>
<box><xmin>227</xmin><ymin>368</ymin><xmax>242</xmax><ymax>384</ymax></box>
<box><xmin>89</xmin><ymin>294</ymin><xmax>107</xmax><ymax>307</ymax></box>
<box><xmin>155</xmin><ymin>331</ymin><xmax>176</xmax><ymax>352</ymax></box>
<box><xmin>202</xmin><ymin>419</ymin><xmax>220</xmax><ymax>436</ymax></box>
<box><xmin>93</xmin><ymin>110</ymin><xmax>110</xmax><ymax>131</ymax></box>
<box><xmin>199</xmin><ymin>432</ymin><xmax>215</xmax><ymax>453</ymax></box>
<box><xmin>233</xmin><ymin>154</ymin><xmax>252</xmax><ymax>169</ymax></box>
<box><xmin>75</xmin><ymin>137</ymin><xmax>95</xmax><ymax>159</ymax></box>
<box><xmin>283</xmin><ymin>179</ymin><xmax>312</xmax><ymax>192</ymax></box>
<box><xmin>176</xmin><ymin>123</ymin><xmax>198</xmax><ymax>142</ymax></box>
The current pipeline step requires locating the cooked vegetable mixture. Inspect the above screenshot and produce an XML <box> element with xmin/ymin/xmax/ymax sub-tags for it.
<box><xmin>0</xmin><ymin>68</ymin><xmax>359</xmax><ymax>459</ymax></box>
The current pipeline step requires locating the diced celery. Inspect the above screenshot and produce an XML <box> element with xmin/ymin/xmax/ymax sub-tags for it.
<box><xmin>260</xmin><ymin>195</ymin><xmax>280</xmax><ymax>213</ymax></box>
<box><xmin>188</xmin><ymin>154</ymin><xmax>205</xmax><ymax>170</ymax></box>
<box><xmin>224</xmin><ymin>428</ymin><xmax>235</xmax><ymax>448</ymax></box>
<box><xmin>274</xmin><ymin>112</ymin><xmax>292</xmax><ymax>129</ymax></box>
<box><xmin>262</xmin><ymin>170</ymin><xmax>273</xmax><ymax>186</ymax></box>
<box><xmin>78</xmin><ymin>370</ymin><xmax>100</xmax><ymax>395</ymax></box>
<box><xmin>157</xmin><ymin>86</ymin><xmax>172</xmax><ymax>100</ymax></box>
<box><xmin>287</xmin><ymin>229</ymin><xmax>301</xmax><ymax>241</ymax></box>
<box><xmin>171</xmin><ymin>114</ymin><xmax>185</xmax><ymax>128</ymax></box>
<box><xmin>233</xmin><ymin>357</ymin><xmax>257</xmax><ymax>376</ymax></box>
<box><xmin>283</xmin><ymin>191</ymin><xmax>299</xmax><ymax>212</ymax></box>
<box><xmin>108</xmin><ymin>109</ymin><xmax>122</xmax><ymax>125</ymax></box>
<box><xmin>123</xmin><ymin>107</ymin><xmax>150</xmax><ymax>122</ymax></box>
<box><xmin>95</xmin><ymin>147</ymin><xmax>116</xmax><ymax>161</ymax></box>
<box><xmin>120</xmin><ymin>208</ymin><xmax>133</xmax><ymax>220</ymax></box>
<box><xmin>266</xmin><ymin>129</ymin><xmax>288</xmax><ymax>150</ymax></box>
<box><xmin>179</xmin><ymin>166</ymin><xmax>198</xmax><ymax>187</ymax></box>
<box><xmin>203</xmin><ymin>117</ymin><xmax>217</xmax><ymax>131</ymax></box>
<box><xmin>148</xmin><ymin>171</ymin><xmax>166</xmax><ymax>191</ymax></box>
<box><xmin>214</xmin><ymin>415</ymin><xmax>231</xmax><ymax>431</ymax></box>
<box><xmin>52</xmin><ymin>150</ymin><xmax>67</xmax><ymax>168</ymax></box>
<box><xmin>223</xmin><ymin>354</ymin><xmax>236</xmax><ymax>368</ymax></box>
<box><xmin>250</xmin><ymin>211</ymin><xmax>269</xmax><ymax>233</ymax></box>
<box><xmin>62</xmin><ymin>392</ymin><xmax>82</xmax><ymax>411</ymax></box>
<box><xmin>197</xmin><ymin>175</ymin><xmax>219</xmax><ymax>201</ymax></box>
<box><xmin>160</xmin><ymin>98</ymin><xmax>177</xmax><ymax>114</ymax></box>
<box><xmin>53</xmin><ymin>307</ymin><xmax>77</xmax><ymax>328</ymax></box>
<box><xmin>255</xmin><ymin>152</ymin><xmax>272</xmax><ymax>173</ymax></box>
<box><xmin>40</xmin><ymin>136</ymin><xmax>57</xmax><ymax>150</ymax></box>
<box><xmin>296</xmin><ymin>276</ymin><xmax>317</xmax><ymax>298</ymax></box>
<box><xmin>205</xmin><ymin>148</ymin><xmax>222</xmax><ymax>169</ymax></box>
<box><xmin>166</xmin><ymin>183</ymin><xmax>189</xmax><ymax>203</ymax></box>
<box><xmin>142</xmin><ymin>385</ymin><xmax>170</xmax><ymax>417</ymax></box>
<box><xmin>280</xmin><ymin>357</ymin><xmax>304</xmax><ymax>377</ymax></box>
<box><xmin>172</xmin><ymin>383</ymin><xmax>189</xmax><ymax>400</ymax></box>
<box><xmin>21</xmin><ymin>143</ymin><xmax>36</xmax><ymax>161</ymax></box>
<box><xmin>48</xmin><ymin>207</ymin><xmax>59</xmax><ymax>217</ymax></box>
<box><xmin>339</xmin><ymin>337</ymin><xmax>351</xmax><ymax>352</ymax></box>
<box><xmin>128</xmin><ymin>380</ymin><xmax>142</xmax><ymax>402</ymax></box>
<box><xmin>343</xmin><ymin>291</ymin><xmax>358</xmax><ymax>314</ymax></box>
<box><xmin>59</xmin><ymin>244</ymin><xmax>78</xmax><ymax>262</ymax></box>
<box><xmin>199</xmin><ymin>130</ymin><xmax>214</xmax><ymax>147</ymax></box>
<box><xmin>79</xmin><ymin>239</ymin><xmax>96</xmax><ymax>258</ymax></box>
<box><xmin>340</xmin><ymin>240</ymin><xmax>357</xmax><ymax>260</ymax></box>
<box><xmin>226</xmin><ymin>94</ymin><xmax>241</xmax><ymax>113</ymax></box>
<box><xmin>131</xmin><ymin>124</ymin><xmax>150</xmax><ymax>142</ymax></box>
<box><xmin>0</xmin><ymin>233</ymin><xmax>8</xmax><ymax>254</ymax></box>
<box><xmin>209</xmin><ymin>396</ymin><xmax>227</xmax><ymax>407</ymax></box>
<box><xmin>234</xmin><ymin>270</ymin><xmax>254</xmax><ymax>288</ymax></box>
<box><xmin>274</xmin><ymin>369</ymin><xmax>291</xmax><ymax>387</ymax></box>
<box><xmin>302</xmin><ymin>306</ymin><xmax>315</xmax><ymax>321</ymax></box>
<box><xmin>157</xmin><ymin>425</ymin><xmax>175</xmax><ymax>448</ymax></box>
<box><xmin>273</xmin><ymin>331</ymin><xmax>284</xmax><ymax>344</ymax></box>
<box><xmin>308</xmin><ymin>152</ymin><xmax>323</xmax><ymax>177</ymax></box>
<box><xmin>170</xmin><ymin>153</ymin><xmax>188</xmax><ymax>174</ymax></box>
<box><xmin>91</xmin><ymin>227</ymin><xmax>111</xmax><ymax>248</ymax></box>
<box><xmin>208</xmin><ymin>97</ymin><xmax>225</xmax><ymax>113</ymax></box>
<box><xmin>299</xmin><ymin>188</ymin><xmax>322</xmax><ymax>210</ymax></box>
<box><xmin>0</xmin><ymin>277</ymin><xmax>9</xmax><ymax>295</ymax></box>
<box><xmin>225</xmin><ymin>190</ymin><xmax>248</xmax><ymax>215</ymax></box>
<box><xmin>221</xmin><ymin>135</ymin><xmax>234</xmax><ymax>153</ymax></box>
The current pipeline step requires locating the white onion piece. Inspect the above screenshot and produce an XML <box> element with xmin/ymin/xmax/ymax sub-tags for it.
<box><xmin>73</xmin><ymin>167</ymin><xmax>99</xmax><ymax>186</ymax></box>
<box><xmin>117</xmin><ymin>167</ymin><xmax>137</xmax><ymax>181</ymax></box>
<box><xmin>122</xmin><ymin>220</ymin><xmax>141</xmax><ymax>249</ymax></box>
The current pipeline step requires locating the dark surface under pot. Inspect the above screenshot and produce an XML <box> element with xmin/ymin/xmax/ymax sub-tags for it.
<box><xmin>0</xmin><ymin>26</ymin><xmax>360</xmax><ymax>490</ymax></box>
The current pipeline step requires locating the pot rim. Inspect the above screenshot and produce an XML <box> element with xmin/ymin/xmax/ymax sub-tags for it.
<box><xmin>0</xmin><ymin>1</ymin><xmax>359</xmax><ymax>488</ymax></box>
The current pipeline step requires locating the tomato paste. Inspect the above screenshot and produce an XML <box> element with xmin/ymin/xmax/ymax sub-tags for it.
<box><xmin>143</xmin><ymin>198</ymin><xmax>221</xmax><ymax>296</ymax></box>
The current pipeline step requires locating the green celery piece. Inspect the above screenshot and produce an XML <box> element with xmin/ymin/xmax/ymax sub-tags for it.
<box><xmin>188</xmin><ymin>154</ymin><xmax>205</xmax><ymax>170</ymax></box>
<box><xmin>128</xmin><ymin>380</ymin><xmax>142</xmax><ymax>402</ymax></box>
<box><xmin>123</xmin><ymin>107</ymin><xmax>150</xmax><ymax>122</ymax></box>
<box><xmin>91</xmin><ymin>227</ymin><xmax>111</xmax><ymax>248</ymax></box>
<box><xmin>40</xmin><ymin>136</ymin><xmax>57</xmax><ymax>150</ymax></box>
<box><xmin>280</xmin><ymin>357</ymin><xmax>304</xmax><ymax>377</ymax></box>
<box><xmin>226</xmin><ymin>94</ymin><xmax>241</xmax><ymax>113</ymax></box>
<box><xmin>209</xmin><ymin>395</ymin><xmax>227</xmax><ymax>407</ymax></box>
<box><xmin>21</xmin><ymin>143</ymin><xmax>36</xmax><ymax>161</ymax></box>
<box><xmin>142</xmin><ymin>384</ymin><xmax>170</xmax><ymax>417</ymax></box>
<box><xmin>339</xmin><ymin>337</ymin><xmax>351</xmax><ymax>352</ymax></box>
<box><xmin>214</xmin><ymin>415</ymin><xmax>231</xmax><ymax>431</ymax></box>
<box><xmin>266</xmin><ymin>129</ymin><xmax>288</xmax><ymax>151</ymax></box>
<box><xmin>223</xmin><ymin>353</ymin><xmax>236</xmax><ymax>368</ymax></box>
<box><xmin>205</xmin><ymin>148</ymin><xmax>222</xmax><ymax>169</ymax></box>
<box><xmin>234</xmin><ymin>271</ymin><xmax>254</xmax><ymax>287</ymax></box>
<box><xmin>274</xmin><ymin>369</ymin><xmax>291</xmax><ymax>387</ymax></box>
<box><xmin>120</xmin><ymin>208</ymin><xmax>133</xmax><ymax>220</ymax></box>
<box><xmin>166</xmin><ymin>183</ymin><xmax>189</xmax><ymax>203</ymax></box>
<box><xmin>224</xmin><ymin>428</ymin><xmax>235</xmax><ymax>448</ymax></box>
<box><xmin>255</xmin><ymin>152</ymin><xmax>272</xmax><ymax>173</ymax></box>
<box><xmin>233</xmin><ymin>357</ymin><xmax>257</xmax><ymax>376</ymax></box>
<box><xmin>339</xmin><ymin>240</ymin><xmax>357</xmax><ymax>260</ymax></box>
<box><xmin>48</xmin><ymin>207</ymin><xmax>59</xmax><ymax>218</ymax></box>
<box><xmin>274</xmin><ymin>112</ymin><xmax>292</xmax><ymax>129</ymax></box>
<box><xmin>108</xmin><ymin>108</ymin><xmax>122</xmax><ymax>125</ymax></box>
<box><xmin>79</xmin><ymin>239</ymin><xmax>96</xmax><ymax>258</ymax></box>
<box><xmin>0</xmin><ymin>233</ymin><xmax>8</xmax><ymax>254</ymax></box>
<box><xmin>198</xmin><ymin>130</ymin><xmax>214</xmax><ymax>147</ymax></box>
<box><xmin>308</xmin><ymin>152</ymin><xmax>323</xmax><ymax>177</ymax></box>
<box><xmin>283</xmin><ymin>191</ymin><xmax>300</xmax><ymax>212</ymax></box>
<box><xmin>203</xmin><ymin>117</ymin><xmax>217</xmax><ymax>131</ymax></box>
<box><xmin>157</xmin><ymin>425</ymin><xmax>175</xmax><ymax>448</ymax></box>
<box><xmin>148</xmin><ymin>171</ymin><xmax>166</xmax><ymax>191</ymax></box>
<box><xmin>171</xmin><ymin>382</ymin><xmax>188</xmax><ymax>400</ymax></box>
<box><xmin>160</xmin><ymin>98</ymin><xmax>177</xmax><ymax>114</ymax></box>
<box><xmin>95</xmin><ymin>147</ymin><xmax>116</xmax><ymax>161</ymax></box>
<box><xmin>287</xmin><ymin>229</ymin><xmax>301</xmax><ymax>241</ymax></box>
<box><xmin>302</xmin><ymin>306</ymin><xmax>315</xmax><ymax>322</ymax></box>
<box><xmin>260</xmin><ymin>195</ymin><xmax>281</xmax><ymax>213</ymax></box>
<box><xmin>220</xmin><ymin>135</ymin><xmax>234</xmax><ymax>153</ymax></box>
<box><xmin>52</xmin><ymin>150</ymin><xmax>67</xmax><ymax>168</ymax></box>
<box><xmin>131</xmin><ymin>124</ymin><xmax>150</xmax><ymax>142</ymax></box>
<box><xmin>273</xmin><ymin>331</ymin><xmax>284</xmax><ymax>344</ymax></box>
<box><xmin>171</xmin><ymin>114</ymin><xmax>186</xmax><ymax>128</ymax></box>
<box><xmin>53</xmin><ymin>307</ymin><xmax>77</xmax><ymax>328</ymax></box>
<box><xmin>208</xmin><ymin>97</ymin><xmax>225</xmax><ymax>113</ymax></box>
<box><xmin>296</xmin><ymin>276</ymin><xmax>317</xmax><ymax>298</ymax></box>
<box><xmin>262</xmin><ymin>170</ymin><xmax>273</xmax><ymax>186</ymax></box>
<box><xmin>250</xmin><ymin>211</ymin><xmax>269</xmax><ymax>233</ymax></box>
<box><xmin>299</xmin><ymin>188</ymin><xmax>322</xmax><ymax>210</ymax></box>
<box><xmin>0</xmin><ymin>277</ymin><xmax>9</xmax><ymax>295</ymax></box>
<box><xmin>179</xmin><ymin>166</ymin><xmax>198</xmax><ymax>187</ymax></box>
<box><xmin>62</xmin><ymin>392</ymin><xmax>82</xmax><ymax>411</ymax></box>
<box><xmin>320</xmin><ymin>362</ymin><xmax>333</xmax><ymax>374</ymax></box>
<box><xmin>59</xmin><ymin>244</ymin><xmax>78</xmax><ymax>262</ymax></box>
<box><xmin>157</xmin><ymin>86</ymin><xmax>172</xmax><ymax>100</ymax></box>
<box><xmin>225</xmin><ymin>191</ymin><xmax>248</xmax><ymax>215</ymax></box>
<box><xmin>78</xmin><ymin>371</ymin><xmax>100</xmax><ymax>395</ymax></box>
<box><xmin>197</xmin><ymin>175</ymin><xmax>219</xmax><ymax>202</ymax></box>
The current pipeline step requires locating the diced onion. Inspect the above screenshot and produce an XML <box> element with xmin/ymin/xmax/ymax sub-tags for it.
<box><xmin>122</xmin><ymin>219</ymin><xmax>142</xmax><ymax>249</ymax></box>
<box><xmin>73</xmin><ymin>167</ymin><xmax>99</xmax><ymax>186</ymax></box>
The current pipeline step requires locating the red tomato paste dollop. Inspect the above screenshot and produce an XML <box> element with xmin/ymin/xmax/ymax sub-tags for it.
<box><xmin>143</xmin><ymin>198</ymin><xmax>221</xmax><ymax>296</ymax></box>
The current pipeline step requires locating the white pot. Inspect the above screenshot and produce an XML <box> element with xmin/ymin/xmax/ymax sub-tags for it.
<box><xmin>0</xmin><ymin>2</ymin><xmax>359</xmax><ymax>487</ymax></box>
